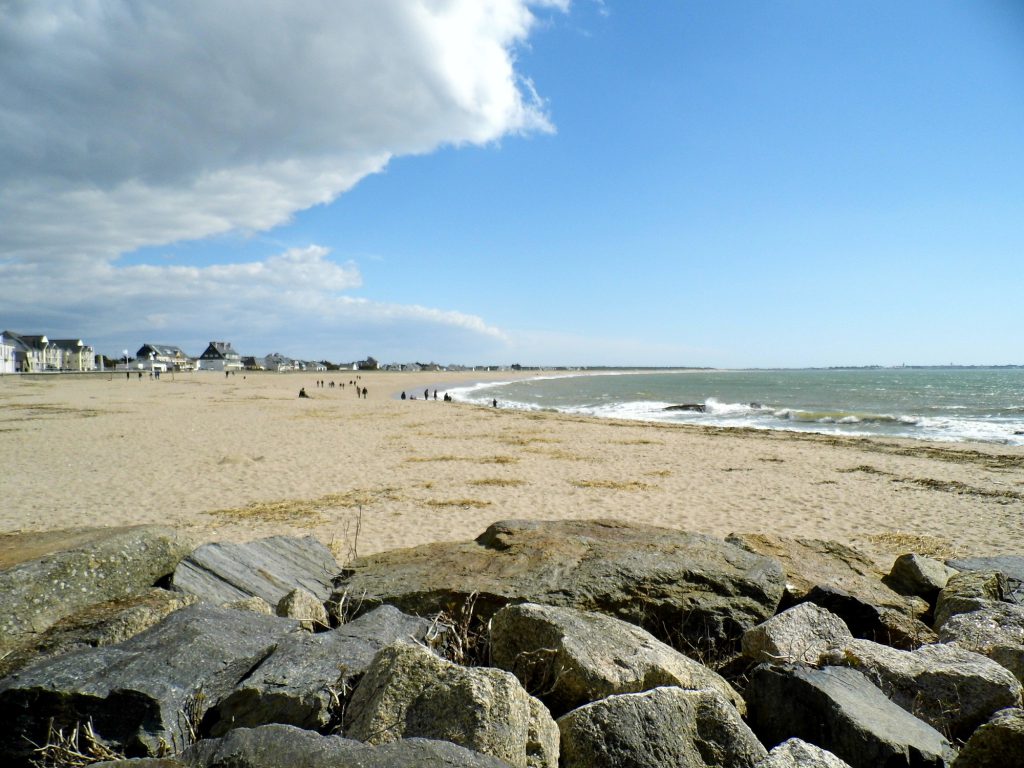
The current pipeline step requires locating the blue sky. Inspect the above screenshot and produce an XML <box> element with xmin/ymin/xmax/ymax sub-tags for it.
<box><xmin>2</xmin><ymin>1</ymin><xmax>1022</xmax><ymax>367</ymax></box>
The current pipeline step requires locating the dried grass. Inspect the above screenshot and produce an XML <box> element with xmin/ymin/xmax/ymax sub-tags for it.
<box><xmin>422</xmin><ymin>498</ymin><xmax>493</xmax><ymax>509</ymax></box>
<box><xmin>207</xmin><ymin>487</ymin><xmax>403</xmax><ymax>525</ymax></box>
<box><xmin>469</xmin><ymin>478</ymin><xmax>526</xmax><ymax>488</ymax></box>
<box><xmin>571</xmin><ymin>479</ymin><xmax>654</xmax><ymax>492</ymax></box>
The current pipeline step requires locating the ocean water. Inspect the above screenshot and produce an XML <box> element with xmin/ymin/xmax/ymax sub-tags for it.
<box><xmin>450</xmin><ymin>368</ymin><xmax>1024</xmax><ymax>446</ymax></box>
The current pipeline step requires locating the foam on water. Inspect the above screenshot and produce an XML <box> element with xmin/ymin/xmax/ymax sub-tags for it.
<box><xmin>448</xmin><ymin>369</ymin><xmax>1024</xmax><ymax>446</ymax></box>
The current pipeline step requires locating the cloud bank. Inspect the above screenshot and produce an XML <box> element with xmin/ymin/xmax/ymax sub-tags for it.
<box><xmin>0</xmin><ymin>0</ymin><xmax>563</xmax><ymax>358</ymax></box>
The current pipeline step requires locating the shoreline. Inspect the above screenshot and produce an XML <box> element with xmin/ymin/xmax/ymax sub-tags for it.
<box><xmin>2</xmin><ymin>370</ymin><xmax>1022</xmax><ymax>571</ymax></box>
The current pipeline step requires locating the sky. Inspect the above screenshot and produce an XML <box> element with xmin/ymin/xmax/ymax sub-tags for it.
<box><xmin>2</xmin><ymin>1</ymin><xmax>1022</xmax><ymax>368</ymax></box>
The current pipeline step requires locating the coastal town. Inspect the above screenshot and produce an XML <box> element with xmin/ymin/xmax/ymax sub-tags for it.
<box><xmin>0</xmin><ymin>331</ymin><xmax>494</xmax><ymax>375</ymax></box>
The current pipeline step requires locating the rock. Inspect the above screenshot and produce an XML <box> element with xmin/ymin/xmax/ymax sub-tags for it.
<box><xmin>947</xmin><ymin>556</ymin><xmax>1024</xmax><ymax>602</ymax></box>
<box><xmin>951</xmin><ymin>707</ymin><xmax>1024</xmax><ymax>768</ymax></box>
<box><xmin>801</xmin><ymin>584</ymin><xmax>936</xmax><ymax>649</ymax></box>
<box><xmin>489</xmin><ymin>602</ymin><xmax>743</xmax><ymax>717</ymax></box>
<box><xmin>741</xmin><ymin>603</ymin><xmax>853</xmax><ymax>665</ymax></box>
<box><xmin>822</xmin><ymin>638</ymin><xmax>1022</xmax><ymax>739</ymax></box>
<box><xmin>745</xmin><ymin>664</ymin><xmax>955</xmax><ymax>768</ymax></box>
<box><xmin>345</xmin><ymin>641</ymin><xmax>558</xmax><ymax>768</ymax></box>
<box><xmin>726</xmin><ymin>532</ymin><xmax>925</xmax><ymax>616</ymax></box>
<box><xmin>276</xmin><ymin>587</ymin><xmax>329</xmax><ymax>631</ymax></box>
<box><xmin>180</xmin><ymin>724</ymin><xmax>512</xmax><ymax>767</ymax></box>
<box><xmin>171</xmin><ymin>535</ymin><xmax>339</xmax><ymax>606</ymax></box>
<box><xmin>940</xmin><ymin>603</ymin><xmax>1024</xmax><ymax>684</ymax></box>
<box><xmin>934</xmin><ymin>571</ymin><xmax>1010</xmax><ymax>629</ymax></box>
<box><xmin>206</xmin><ymin>605</ymin><xmax>433</xmax><ymax>734</ymax></box>
<box><xmin>557</xmin><ymin>686</ymin><xmax>767</xmax><ymax>768</ymax></box>
<box><xmin>664</xmin><ymin>403</ymin><xmax>705</xmax><ymax>412</ymax></box>
<box><xmin>331</xmin><ymin>519</ymin><xmax>784</xmax><ymax>654</ymax></box>
<box><xmin>753</xmin><ymin>738</ymin><xmax>853</xmax><ymax>767</ymax></box>
<box><xmin>0</xmin><ymin>525</ymin><xmax>194</xmax><ymax>655</ymax></box>
<box><xmin>0</xmin><ymin>604</ymin><xmax>300</xmax><ymax>763</ymax></box>
<box><xmin>223</xmin><ymin>596</ymin><xmax>274</xmax><ymax>615</ymax></box>
<box><xmin>0</xmin><ymin>588</ymin><xmax>197</xmax><ymax>678</ymax></box>
<box><xmin>883</xmin><ymin>554</ymin><xmax>958</xmax><ymax>607</ymax></box>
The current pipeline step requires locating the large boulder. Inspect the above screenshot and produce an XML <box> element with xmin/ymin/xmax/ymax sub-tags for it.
<box><xmin>934</xmin><ymin>571</ymin><xmax>1010</xmax><ymax>630</ymax></box>
<box><xmin>753</xmin><ymin>738</ymin><xmax>853</xmax><ymax>767</ymax></box>
<box><xmin>951</xmin><ymin>707</ymin><xmax>1024</xmax><ymax>768</ymax></box>
<box><xmin>0</xmin><ymin>588</ymin><xmax>197</xmax><ymax>678</ymax></box>
<box><xmin>883</xmin><ymin>554</ymin><xmax>958</xmax><ymax>608</ymax></box>
<box><xmin>0</xmin><ymin>604</ymin><xmax>300</xmax><ymax>764</ymax></box>
<box><xmin>745</xmin><ymin>664</ymin><xmax>955</xmax><ymax>768</ymax></box>
<box><xmin>947</xmin><ymin>556</ymin><xmax>1024</xmax><ymax>602</ymax></box>
<box><xmin>171</xmin><ymin>535</ymin><xmax>339</xmax><ymax>605</ymax></box>
<box><xmin>345</xmin><ymin>641</ymin><xmax>558</xmax><ymax>768</ymax></box>
<box><xmin>490</xmin><ymin>602</ymin><xmax>743</xmax><ymax>717</ymax></box>
<box><xmin>939</xmin><ymin>603</ymin><xmax>1024</xmax><ymax>685</ymax></box>
<box><xmin>557</xmin><ymin>686</ymin><xmax>767</xmax><ymax>768</ymax></box>
<box><xmin>275</xmin><ymin>587</ymin><xmax>330</xmax><ymax>631</ymax></box>
<box><xmin>800</xmin><ymin>584</ymin><xmax>936</xmax><ymax>649</ymax></box>
<box><xmin>822</xmin><ymin>639</ymin><xmax>1022</xmax><ymax>739</ymax></box>
<box><xmin>331</xmin><ymin>519</ymin><xmax>784</xmax><ymax>653</ymax></box>
<box><xmin>725</xmin><ymin>533</ymin><xmax>925</xmax><ymax>616</ymax></box>
<box><xmin>206</xmin><ymin>605</ymin><xmax>433</xmax><ymax>734</ymax></box>
<box><xmin>0</xmin><ymin>525</ymin><xmax>194</xmax><ymax>655</ymax></box>
<box><xmin>180</xmin><ymin>724</ymin><xmax>512</xmax><ymax>768</ymax></box>
<box><xmin>741</xmin><ymin>603</ymin><xmax>853</xmax><ymax>665</ymax></box>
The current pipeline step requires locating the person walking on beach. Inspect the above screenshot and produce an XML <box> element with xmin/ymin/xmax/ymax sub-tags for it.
<box><xmin>492</xmin><ymin>398</ymin><xmax>498</xmax><ymax>408</ymax></box>
<box><xmin>362</xmin><ymin>387</ymin><xmax>368</xmax><ymax>399</ymax></box>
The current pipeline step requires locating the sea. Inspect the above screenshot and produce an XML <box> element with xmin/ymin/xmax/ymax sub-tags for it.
<box><xmin>449</xmin><ymin>368</ymin><xmax>1024</xmax><ymax>446</ymax></box>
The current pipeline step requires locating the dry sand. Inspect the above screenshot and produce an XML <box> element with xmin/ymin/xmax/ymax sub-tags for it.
<box><xmin>2</xmin><ymin>370</ymin><xmax>1022</xmax><ymax>569</ymax></box>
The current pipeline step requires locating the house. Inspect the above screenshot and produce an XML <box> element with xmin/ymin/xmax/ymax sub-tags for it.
<box><xmin>0</xmin><ymin>333</ymin><xmax>16</xmax><ymax>374</ymax></box>
<box><xmin>261</xmin><ymin>352</ymin><xmax>297</xmax><ymax>372</ymax></box>
<box><xmin>2</xmin><ymin>331</ymin><xmax>52</xmax><ymax>372</ymax></box>
<box><xmin>241</xmin><ymin>356</ymin><xmax>264</xmax><ymax>371</ymax></box>
<box><xmin>136</xmin><ymin>344</ymin><xmax>194</xmax><ymax>371</ymax></box>
<box><xmin>50</xmin><ymin>339</ymin><xmax>97</xmax><ymax>371</ymax></box>
<box><xmin>357</xmin><ymin>356</ymin><xmax>379</xmax><ymax>370</ymax></box>
<box><xmin>197</xmin><ymin>341</ymin><xmax>244</xmax><ymax>372</ymax></box>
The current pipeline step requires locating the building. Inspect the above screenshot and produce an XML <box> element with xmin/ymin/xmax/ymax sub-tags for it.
<box><xmin>136</xmin><ymin>344</ymin><xmax>194</xmax><ymax>371</ymax></box>
<box><xmin>50</xmin><ymin>339</ymin><xmax>97</xmax><ymax>371</ymax></box>
<box><xmin>197</xmin><ymin>341</ymin><xmax>244</xmax><ymax>372</ymax></box>
<box><xmin>261</xmin><ymin>352</ymin><xmax>298</xmax><ymax>372</ymax></box>
<box><xmin>2</xmin><ymin>332</ymin><xmax>52</xmax><ymax>372</ymax></box>
<box><xmin>0</xmin><ymin>332</ymin><xmax>16</xmax><ymax>374</ymax></box>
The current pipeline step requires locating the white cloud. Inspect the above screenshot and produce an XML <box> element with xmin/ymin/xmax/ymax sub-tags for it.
<box><xmin>0</xmin><ymin>1</ymin><xmax>558</xmax><ymax>262</ymax></box>
<box><xmin>0</xmin><ymin>1</ymin><xmax>563</xmax><ymax>359</ymax></box>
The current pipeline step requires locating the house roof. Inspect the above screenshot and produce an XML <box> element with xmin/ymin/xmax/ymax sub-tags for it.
<box><xmin>50</xmin><ymin>339</ymin><xmax>86</xmax><ymax>351</ymax></box>
<box><xmin>200</xmin><ymin>341</ymin><xmax>240</xmax><ymax>359</ymax></box>
<box><xmin>138</xmin><ymin>343</ymin><xmax>188</xmax><ymax>357</ymax></box>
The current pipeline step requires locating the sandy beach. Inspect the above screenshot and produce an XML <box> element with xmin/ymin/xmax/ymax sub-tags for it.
<box><xmin>2</xmin><ymin>370</ymin><xmax>1022</xmax><ymax>569</ymax></box>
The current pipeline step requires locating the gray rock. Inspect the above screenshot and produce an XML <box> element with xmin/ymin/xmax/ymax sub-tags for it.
<box><xmin>934</xmin><ymin>570</ymin><xmax>1011</xmax><ymax>629</ymax></box>
<box><xmin>206</xmin><ymin>605</ymin><xmax>432</xmax><ymax>734</ymax></box>
<box><xmin>822</xmin><ymin>639</ymin><xmax>1022</xmax><ymax>738</ymax></box>
<box><xmin>0</xmin><ymin>588</ymin><xmax>197</xmax><ymax>678</ymax></box>
<box><xmin>0</xmin><ymin>525</ymin><xmax>194</xmax><ymax>654</ymax></box>
<box><xmin>275</xmin><ymin>587</ymin><xmax>329</xmax><ymax>631</ymax></box>
<box><xmin>557</xmin><ymin>686</ymin><xmax>767</xmax><ymax>768</ymax></box>
<box><xmin>951</xmin><ymin>707</ymin><xmax>1024</xmax><ymax>768</ymax></box>
<box><xmin>940</xmin><ymin>602</ymin><xmax>1024</xmax><ymax>684</ymax></box>
<box><xmin>345</xmin><ymin>641</ymin><xmax>558</xmax><ymax>768</ymax></box>
<box><xmin>332</xmin><ymin>519</ymin><xmax>784</xmax><ymax>653</ymax></box>
<box><xmin>884</xmin><ymin>554</ymin><xmax>958</xmax><ymax>606</ymax></box>
<box><xmin>801</xmin><ymin>584</ymin><xmax>937</xmax><ymax>649</ymax></box>
<box><xmin>490</xmin><ymin>602</ymin><xmax>744</xmax><ymax>717</ymax></box>
<box><xmin>754</xmin><ymin>738</ymin><xmax>853</xmax><ymax>767</ymax></box>
<box><xmin>222</xmin><ymin>596</ymin><xmax>273</xmax><ymax>615</ymax></box>
<box><xmin>0</xmin><ymin>604</ymin><xmax>300</xmax><ymax>763</ymax></box>
<box><xmin>726</xmin><ymin>533</ymin><xmax>925</xmax><ymax>616</ymax></box>
<box><xmin>745</xmin><ymin>664</ymin><xmax>955</xmax><ymax>768</ymax></box>
<box><xmin>181</xmin><ymin>724</ymin><xmax>512</xmax><ymax>767</ymax></box>
<box><xmin>171</xmin><ymin>535</ymin><xmax>339</xmax><ymax>606</ymax></box>
<box><xmin>947</xmin><ymin>556</ymin><xmax>1024</xmax><ymax>602</ymax></box>
<box><xmin>742</xmin><ymin>603</ymin><xmax>853</xmax><ymax>665</ymax></box>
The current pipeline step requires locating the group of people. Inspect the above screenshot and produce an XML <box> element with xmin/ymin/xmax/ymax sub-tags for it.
<box><xmin>298</xmin><ymin>378</ymin><xmax>367</xmax><ymax>399</ymax></box>
<box><xmin>400</xmin><ymin>389</ymin><xmax>454</xmax><ymax>402</ymax></box>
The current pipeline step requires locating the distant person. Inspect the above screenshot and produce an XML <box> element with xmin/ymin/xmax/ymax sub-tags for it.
<box><xmin>424</xmin><ymin>389</ymin><xmax>429</xmax><ymax>400</ymax></box>
<box><xmin>126</xmin><ymin>372</ymin><xmax>130</xmax><ymax>380</ymax></box>
<box><xmin>433</xmin><ymin>390</ymin><xmax>437</xmax><ymax>400</ymax></box>
<box><xmin>299</xmin><ymin>387</ymin><xmax>309</xmax><ymax>398</ymax></box>
<box><xmin>492</xmin><ymin>398</ymin><xmax>497</xmax><ymax>408</ymax></box>
<box><xmin>401</xmin><ymin>391</ymin><xmax>406</xmax><ymax>400</ymax></box>
<box><xmin>362</xmin><ymin>387</ymin><xmax>368</xmax><ymax>399</ymax></box>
